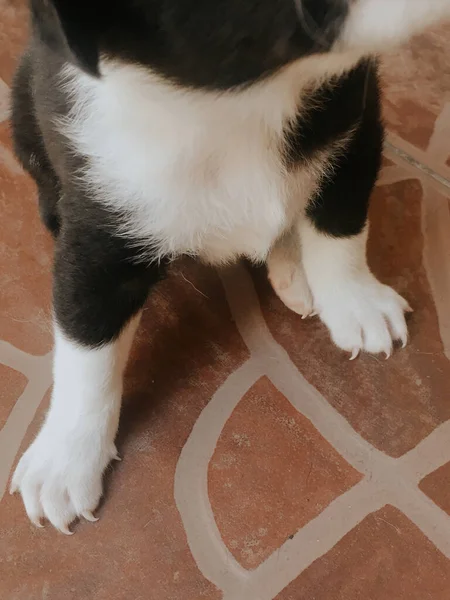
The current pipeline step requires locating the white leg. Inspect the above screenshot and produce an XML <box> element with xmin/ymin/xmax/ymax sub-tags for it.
<box><xmin>299</xmin><ymin>222</ymin><xmax>411</xmax><ymax>358</ymax></box>
<box><xmin>10</xmin><ymin>313</ymin><xmax>140</xmax><ymax>534</ymax></box>
<box><xmin>267</xmin><ymin>230</ymin><xmax>314</xmax><ymax>318</ymax></box>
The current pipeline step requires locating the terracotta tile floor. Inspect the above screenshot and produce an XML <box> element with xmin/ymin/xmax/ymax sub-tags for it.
<box><xmin>1</xmin><ymin>6</ymin><xmax>450</xmax><ymax>599</ymax></box>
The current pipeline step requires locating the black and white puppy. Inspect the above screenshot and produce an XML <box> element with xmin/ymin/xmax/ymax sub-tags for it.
<box><xmin>10</xmin><ymin>0</ymin><xmax>450</xmax><ymax>533</ymax></box>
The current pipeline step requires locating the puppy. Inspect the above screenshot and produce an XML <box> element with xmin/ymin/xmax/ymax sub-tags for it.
<box><xmin>9</xmin><ymin>0</ymin><xmax>450</xmax><ymax>533</ymax></box>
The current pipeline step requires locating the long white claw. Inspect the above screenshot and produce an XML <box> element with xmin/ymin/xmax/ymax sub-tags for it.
<box><xmin>301</xmin><ymin>310</ymin><xmax>318</xmax><ymax>320</ymax></box>
<box><xmin>59</xmin><ymin>525</ymin><xmax>74</xmax><ymax>536</ymax></box>
<box><xmin>113</xmin><ymin>453</ymin><xmax>121</xmax><ymax>462</ymax></box>
<box><xmin>349</xmin><ymin>348</ymin><xmax>360</xmax><ymax>361</ymax></box>
<box><xmin>401</xmin><ymin>333</ymin><xmax>408</xmax><ymax>349</ymax></box>
<box><xmin>31</xmin><ymin>517</ymin><xmax>44</xmax><ymax>529</ymax></box>
<box><xmin>82</xmin><ymin>511</ymin><xmax>99</xmax><ymax>523</ymax></box>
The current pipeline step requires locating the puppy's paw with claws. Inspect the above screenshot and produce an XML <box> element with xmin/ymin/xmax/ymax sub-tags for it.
<box><xmin>316</xmin><ymin>275</ymin><xmax>411</xmax><ymax>358</ymax></box>
<box><xmin>10</xmin><ymin>421</ymin><xmax>118</xmax><ymax>534</ymax></box>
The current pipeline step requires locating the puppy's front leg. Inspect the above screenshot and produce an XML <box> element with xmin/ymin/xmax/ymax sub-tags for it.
<box><xmin>297</xmin><ymin>71</ymin><xmax>410</xmax><ymax>358</ymax></box>
<box><xmin>11</xmin><ymin>220</ymin><xmax>163</xmax><ymax>533</ymax></box>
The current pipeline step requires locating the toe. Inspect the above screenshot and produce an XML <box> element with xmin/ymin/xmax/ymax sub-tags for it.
<box><xmin>70</xmin><ymin>475</ymin><xmax>103</xmax><ymax>518</ymax></box>
<box><xmin>82</xmin><ymin>510</ymin><xmax>99</xmax><ymax>522</ymax></box>
<box><xmin>361</xmin><ymin>313</ymin><xmax>393</xmax><ymax>356</ymax></box>
<box><xmin>21</xmin><ymin>478</ymin><xmax>45</xmax><ymax>528</ymax></box>
<box><xmin>384</xmin><ymin>302</ymin><xmax>409</xmax><ymax>348</ymax></box>
<box><xmin>59</xmin><ymin>525</ymin><xmax>74</xmax><ymax>536</ymax></box>
<box><xmin>40</xmin><ymin>484</ymin><xmax>77</xmax><ymax>534</ymax></box>
<box><xmin>326</xmin><ymin>314</ymin><xmax>363</xmax><ymax>353</ymax></box>
<box><xmin>10</xmin><ymin>454</ymin><xmax>29</xmax><ymax>494</ymax></box>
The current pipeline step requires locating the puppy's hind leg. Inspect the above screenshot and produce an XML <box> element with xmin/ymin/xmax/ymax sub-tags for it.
<box><xmin>267</xmin><ymin>229</ymin><xmax>315</xmax><ymax>319</ymax></box>
<box><xmin>11</xmin><ymin>52</ymin><xmax>61</xmax><ymax>236</ymax></box>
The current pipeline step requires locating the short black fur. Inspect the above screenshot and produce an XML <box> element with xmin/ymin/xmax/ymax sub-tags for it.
<box><xmin>305</xmin><ymin>72</ymin><xmax>383</xmax><ymax>237</ymax></box>
<box><xmin>30</xmin><ymin>0</ymin><xmax>348</xmax><ymax>88</ymax></box>
<box><xmin>11</xmin><ymin>52</ymin><xmax>62</xmax><ymax>235</ymax></box>
<box><xmin>284</xmin><ymin>59</ymin><xmax>384</xmax><ymax>237</ymax></box>
<box><xmin>54</xmin><ymin>206</ymin><xmax>166</xmax><ymax>347</ymax></box>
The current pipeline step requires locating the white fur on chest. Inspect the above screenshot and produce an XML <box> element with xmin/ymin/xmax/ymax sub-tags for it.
<box><xmin>60</xmin><ymin>54</ymin><xmax>358</xmax><ymax>264</ymax></box>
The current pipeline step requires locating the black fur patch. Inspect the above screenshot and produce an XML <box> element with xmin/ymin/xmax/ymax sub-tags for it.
<box><xmin>30</xmin><ymin>0</ymin><xmax>348</xmax><ymax>88</ymax></box>
<box><xmin>53</xmin><ymin>204</ymin><xmax>166</xmax><ymax>347</ymax></box>
<box><xmin>284</xmin><ymin>59</ymin><xmax>378</xmax><ymax>165</ymax></box>
<box><xmin>303</xmin><ymin>61</ymin><xmax>384</xmax><ymax>237</ymax></box>
<box><xmin>282</xmin><ymin>58</ymin><xmax>384</xmax><ymax>237</ymax></box>
<box><xmin>11</xmin><ymin>52</ymin><xmax>62</xmax><ymax>235</ymax></box>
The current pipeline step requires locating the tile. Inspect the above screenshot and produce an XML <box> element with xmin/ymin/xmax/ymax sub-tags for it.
<box><xmin>208</xmin><ymin>377</ymin><xmax>362</xmax><ymax>570</ymax></box>
<box><xmin>0</xmin><ymin>121</ymin><xmax>54</xmax><ymax>355</ymax></box>
<box><xmin>0</xmin><ymin>363</ymin><xmax>27</xmax><ymax>429</ymax></box>
<box><xmin>0</xmin><ymin>0</ymin><xmax>28</xmax><ymax>84</ymax></box>
<box><xmin>254</xmin><ymin>172</ymin><xmax>450</xmax><ymax>457</ymax></box>
<box><xmin>382</xmin><ymin>24</ymin><xmax>450</xmax><ymax>155</ymax></box>
<box><xmin>1</xmin><ymin>259</ymin><xmax>248</xmax><ymax>600</ymax></box>
<box><xmin>275</xmin><ymin>505</ymin><xmax>450</xmax><ymax>600</ymax></box>
<box><xmin>420</xmin><ymin>462</ymin><xmax>450</xmax><ymax>517</ymax></box>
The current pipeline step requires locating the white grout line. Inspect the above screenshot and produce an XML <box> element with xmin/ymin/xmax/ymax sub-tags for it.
<box><xmin>396</xmin><ymin>488</ymin><xmax>450</xmax><ymax>558</ymax></box>
<box><xmin>0</xmin><ymin>76</ymin><xmax>10</xmax><ymax>123</ymax></box>
<box><xmin>398</xmin><ymin>419</ymin><xmax>450</xmax><ymax>482</ymax></box>
<box><xmin>0</xmin><ymin>352</ymin><xmax>52</xmax><ymax>500</ymax></box>
<box><xmin>0</xmin><ymin>340</ymin><xmax>48</xmax><ymax>379</ymax></box>
<box><xmin>174</xmin><ymin>358</ymin><xmax>264</xmax><ymax>593</ymax></box>
<box><xmin>385</xmin><ymin>134</ymin><xmax>450</xmax><ymax>190</ymax></box>
<box><xmin>224</xmin><ymin>480</ymin><xmax>386</xmax><ymax>600</ymax></box>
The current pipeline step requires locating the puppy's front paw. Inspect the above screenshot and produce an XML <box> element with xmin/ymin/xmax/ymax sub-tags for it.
<box><xmin>316</xmin><ymin>275</ymin><xmax>411</xmax><ymax>358</ymax></box>
<box><xmin>10</xmin><ymin>421</ymin><xmax>118</xmax><ymax>534</ymax></box>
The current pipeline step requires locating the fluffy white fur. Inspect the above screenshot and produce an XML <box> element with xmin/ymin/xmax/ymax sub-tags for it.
<box><xmin>60</xmin><ymin>51</ymin><xmax>361</xmax><ymax>265</ymax></box>
<box><xmin>10</xmin><ymin>315</ymin><xmax>140</xmax><ymax>534</ymax></box>
<box><xmin>298</xmin><ymin>225</ymin><xmax>410</xmax><ymax>358</ymax></box>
